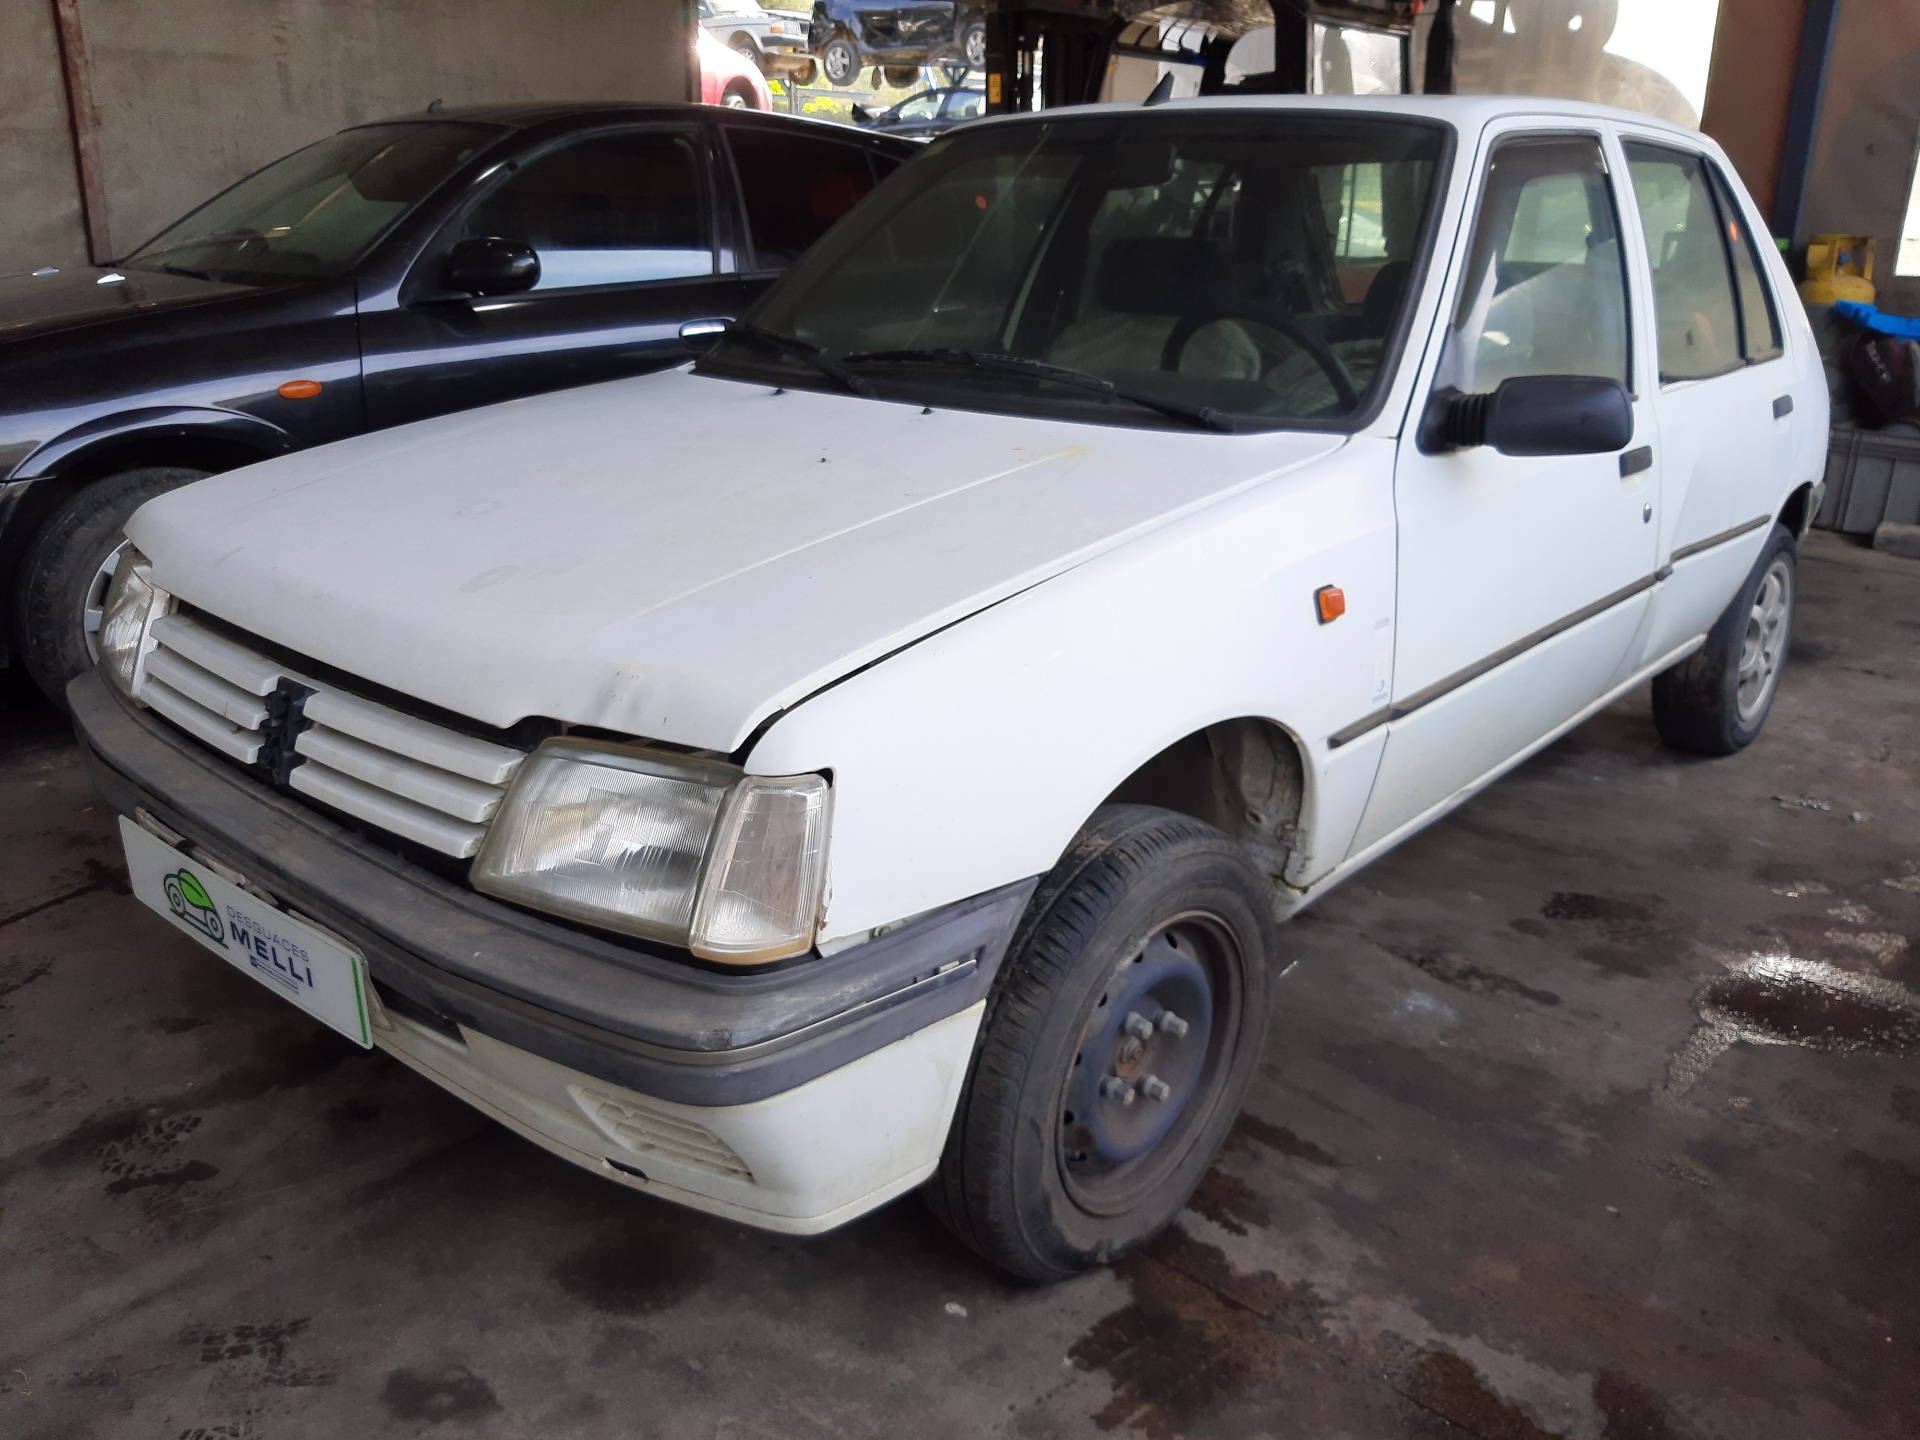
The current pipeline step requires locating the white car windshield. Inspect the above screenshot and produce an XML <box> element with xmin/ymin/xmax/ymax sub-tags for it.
<box><xmin>701</xmin><ymin>112</ymin><xmax>1448</xmax><ymax>430</ymax></box>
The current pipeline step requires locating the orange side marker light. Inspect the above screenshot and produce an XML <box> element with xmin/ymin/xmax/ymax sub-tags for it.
<box><xmin>1315</xmin><ymin>584</ymin><xmax>1346</xmax><ymax>625</ymax></box>
<box><xmin>278</xmin><ymin>378</ymin><xmax>323</xmax><ymax>399</ymax></box>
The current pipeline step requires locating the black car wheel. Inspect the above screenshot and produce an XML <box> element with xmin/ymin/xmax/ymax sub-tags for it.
<box><xmin>925</xmin><ymin>805</ymin><xmax>1275</xmax><ymax>1280</ymax></box>
<box><xmin>15</xmin><ymin>466</ymin><xmax>207</xmax><ymax>707</ymax></box>
<box><xmin>1652</xmin><ymin>522</ymin><xmax>1797</xmax><ymax>756</ymax></box>
<box><xmin>821</xmin><ymin>35</ymin><xmax>862</xmax><ymax>86</ymax></box>
<box><xmin>962</xmin><ymin>19</ymin><xmax>986</xmax><ymax>70</ymax></box>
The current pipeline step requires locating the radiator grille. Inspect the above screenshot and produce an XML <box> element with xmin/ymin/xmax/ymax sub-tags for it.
<box><xmin>571</xmin><ymin>1085</ymin><xmax>755</xmax><ymax>1181</ymax></box>
<box><xmin>135</xmin><ymin>613</ymin><xmax>524</xmax><ymax>859</ymax></box>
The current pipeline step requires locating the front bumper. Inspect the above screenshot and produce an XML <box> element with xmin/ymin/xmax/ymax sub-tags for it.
<box><xmin>72</xmin><ymin>670</ymin><xmax>1034</xmax><ymax>1230</ymax></box>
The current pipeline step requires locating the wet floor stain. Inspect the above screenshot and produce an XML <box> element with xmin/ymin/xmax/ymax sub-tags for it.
<box><xmin>550</xmin><ymin>1223</ymin><xmax>714</xmax><ymax>1315</ymax></box>
<box><xmin>1592</xmin><ymin>1369</ymin><xmax>1691</xmax><ymax>1440</ymax></box>
<box><xmin>379</xmin><ymin>1364</ymin><xmax>500</xmax><ymax>1422</ymax></box>
<box><xmin>1391</xmin><ymin>946</ymin><xmax>1562</xmax><ymax>1007</ymax></box>
<box><xmin>1660</xmin><ymin>953</ymin><xmax>1920</xmax><ymax>1104</ymax></box>
<box><xmin>1225</xmin><ymin>1111</ymin><xmax>1341</xmax><ymax>1167</ymax></box>
<box><xmin>1396</xmin><ymin>1347</ymin><xmax>1558</xmax><ymax>1439</ymax></box>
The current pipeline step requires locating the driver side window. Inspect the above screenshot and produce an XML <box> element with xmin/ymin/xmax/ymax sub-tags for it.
<box><xmin>1439</xmin><ymin>135</ymin><xmax>1631</xmax><ymax>395</ymax></box>
<box><xmin>461</xmin><ymin>130</ymin><xmax>713</xmax><ymax>291</ymax></box>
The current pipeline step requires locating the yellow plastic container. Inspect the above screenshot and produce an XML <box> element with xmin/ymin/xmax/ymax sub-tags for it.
<box><xmin>1800</xmin><ymin>234</ymin><xmax>1877</xmax><ymax>305</ymax></box>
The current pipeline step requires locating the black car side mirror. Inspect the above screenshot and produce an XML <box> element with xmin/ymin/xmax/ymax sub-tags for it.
<box><xmin>441</xmin><ymin>236</ymin><xmax>540</xmax><ymax>296</ymax></box>
<box><xmin>851</xmin><ymin>103</ymin><xmax>874</xmax><ymax>124</ymax></box>
<box><xmin>1419</xmin><ymin>375</ymin><xmax>1634</xmax><ymax>457</ymax></box>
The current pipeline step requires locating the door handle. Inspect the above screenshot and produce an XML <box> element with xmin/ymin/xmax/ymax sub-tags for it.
<box><xmin>679</xmin><ymin>317</ymin><xmax>733</xmax><ymax>341</ymax></box>
<box><xmin>1772</xmin><ymin>394</ymin><xmax>1794</xmax><ymax>419</ymax></box>
<box><xmin>1619</xmin><ymin>445</ymin><xmax>1653</xmax><ymax>477</ymax></box>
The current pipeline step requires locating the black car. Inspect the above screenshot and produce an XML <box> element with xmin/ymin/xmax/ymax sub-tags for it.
<box><xmin>0</xmin><ymin>105</ymin><xmax>914</xmax><ymax>704</ymax></box>
<box><xmin>852</xmin><ymin>84</ymin><xmax>986</xmax><ymax>137</ymax></box>
<box><xmin>810</xmin><ymin>0</ymin><xmax>984</xmax><ymax>87</ymax></box>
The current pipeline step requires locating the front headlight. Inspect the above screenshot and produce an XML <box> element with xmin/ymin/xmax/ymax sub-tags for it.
<box><xmin>471</xmin><ymin>739</ymin><xmax>831</xmax><ymax>964</ymax></box>
<box><xmin>97</xmin><ymin>546</ymin><xmax>169</xmax><ymax>697</ymax></box>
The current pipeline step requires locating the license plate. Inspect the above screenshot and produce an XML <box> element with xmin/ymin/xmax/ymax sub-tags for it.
<box><xmin>120</xmin><ymin>816</ymin><xmax>371</xmax><ymax>1047</ymax></box>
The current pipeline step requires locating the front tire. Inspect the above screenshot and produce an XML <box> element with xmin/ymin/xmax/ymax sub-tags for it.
<box><xmin>925</xmin><ymin>805</ymin><xmax>1276</xmax><ymax>1281</ymax></box>
<box><xmin>961</xmin><ymin>19</ymin><xmax>986</xmax><ymax>70</ymax></box>
<box><xmin>820</xmin><ymin>35</ymin><xmax>862</xmax><ymax>86</ymax></box>
<box><xmin>1652</xmin><ymin>522</ymin><xmax>1796</xmax><ymax>756</ymax></box>
<box><xmin>14</xmin><ymin>466</ymin><xmax>207</xmax><ymax>707</ymax></box>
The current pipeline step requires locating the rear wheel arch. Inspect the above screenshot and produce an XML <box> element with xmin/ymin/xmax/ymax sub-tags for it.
<box><xmin>1778</xmin><ymin>480</ymin><xmax>1816</xmax><ymax>538</ymax></box>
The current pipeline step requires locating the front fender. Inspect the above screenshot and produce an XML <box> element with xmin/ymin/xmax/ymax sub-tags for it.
<box><xmin>14</xmin><ymin>405</ymin><xmax>296</xmax><ymax>482</ymax></box>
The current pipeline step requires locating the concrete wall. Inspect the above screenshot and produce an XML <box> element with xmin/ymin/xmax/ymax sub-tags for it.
<box><xmin>1699</xmin><ymin>0</ymin><xmax>1805</xmax><ymax>218</ymax></box>
<box><xmin>1799</xmin><ymin>2</ymin><xmax>1920</xmax><ymax>313</ymax></box>
<box><xmin>2</xmin><ymin>0</ymin><xmax>689</xmax><ymax>276</ymax></box>
<box><xmin>3</xmin><ymin>2</ymin><xmax>91</xmax><ymax>273</ymax></box>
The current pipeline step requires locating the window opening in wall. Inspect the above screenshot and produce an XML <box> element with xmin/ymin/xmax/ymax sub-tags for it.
<box><xmin>1898</xmin><ymin>128</ymin><xmax>1920</xmax><ymax>278</ymax></box>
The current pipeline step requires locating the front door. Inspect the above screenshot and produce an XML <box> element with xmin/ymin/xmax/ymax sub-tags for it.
<box><xmin>1348</xmin><ymin>127</ymin><xmax>1659</xmax><ymax>856</ymax></box>
<box><xmin>360</xmin><ymin>125</ymin><xmax>757</xmax><ymax>430</ymax></box>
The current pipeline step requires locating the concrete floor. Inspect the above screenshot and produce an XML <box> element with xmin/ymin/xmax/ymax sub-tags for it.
<box><xmin>2</xmin><ymin>530</ymin><xmax>1917</xmax><ymax>1439</ymax></box>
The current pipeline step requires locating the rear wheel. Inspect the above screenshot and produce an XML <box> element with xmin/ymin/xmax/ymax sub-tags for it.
<box><xmin>1652</xmin><ymin>522</ymin><xmax>1796</xmax><ymax>755</ymax></box>
<box><xmin>925</xmin><ymin>805</ymin><xmax>1275</xmax><ymax>1280</ymax></box>
<box><xmin>721</xmin><ymin>80</ymin><xmax>757</xmax><ymax>109</ymax></box>
<box><xmin>821</xmin><ymin>35</ymin><xmax>862</xmax><ymax>86</ymax></box>
<box><xmin>961</xmin><ymin>18</ymin><xmax>986</xmax><ymax>70</ymax></box>
<box><xmin>14</xmin><ymin>466</ymin><xmax>207</xmax><ymax>707</ymax></box>
<box><xmin>730</xmin><ymin>35</ymin><xmax>762</xmax><ymax>68</ymax></box>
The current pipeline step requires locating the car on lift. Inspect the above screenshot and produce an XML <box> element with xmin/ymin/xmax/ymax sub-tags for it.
<box><xmin>0</xmin><ymin>104</ymin><xmax>914</xmax><ymax>706</ymax></box>
<box><xmin>697</xmin><ymin>0</ymin><xmax>815</xmax><ymax>78</ymax></box>
<box><xmin>809</xmin><ymin>0</ymin><xmax>985</xmax><ymax>88</ymax></box>
<box><xmin>76</xmin><ymin>97</ymin><xmax>1824</xmax><ymax>1280</ymax></box>
<box><xmin>852</xmin><ymin>84</ymin><xmax>986</xmax><ymax>137</ymax></box>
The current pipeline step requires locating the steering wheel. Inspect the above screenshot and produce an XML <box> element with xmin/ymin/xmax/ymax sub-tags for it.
<box><xmin>1162</xmin><ymin>303</ymin><xmax>1360</xmax><ymax>413</ymax></box>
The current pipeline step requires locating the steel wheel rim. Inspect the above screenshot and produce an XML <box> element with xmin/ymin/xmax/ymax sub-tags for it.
<box><xmin>82</xmin><ymin>537</ymin><xmax>132</xmax><ymax>664</ymax></box>
<box><xmin>1735</xmin><ymin>555</ymin><xmax>1792</xmax><ymax>722</ymax></box>
<box><xmin>1057</xmin><ymin>911</ymin><xmax>1241</xmax><ymax>1216</ymax></box>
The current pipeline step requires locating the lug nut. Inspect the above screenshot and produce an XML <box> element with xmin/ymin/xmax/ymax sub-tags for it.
<box><xmin>1140</xmin><ymin>1074</ymin><xmax>1171</xmax><ymax>1102</ymax></box>
<box><xmin>1123</xmin><ymin>1011</ymin><xmax>1155</xmax><ymax>1041</ymax></box>
<box><xmin>1100</xmin><ymin>1077</ymin><xmax>1136</xmax><ymax>1105</ymax></box>
<box><xmin>1158</xmin><ymin>1011</ymin><xmax>1189</xmax><ymax>1038</ymax></box>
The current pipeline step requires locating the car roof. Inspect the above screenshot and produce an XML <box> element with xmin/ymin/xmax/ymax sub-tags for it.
<box><xmin>345</xmin><ymin>102</ymin><xmax>914</xmax><ymax>150</ymax></box>
<box><xmin>960</xmin><ymin>92</ymin><xmax>1706</xmax><ymax>146</ymax></box>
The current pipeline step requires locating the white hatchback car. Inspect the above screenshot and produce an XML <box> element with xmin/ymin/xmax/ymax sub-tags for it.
<box><xmin>76</xmin><ymin>96</ymin><xmax>1825</xmax><ymax>1280</ymax></box>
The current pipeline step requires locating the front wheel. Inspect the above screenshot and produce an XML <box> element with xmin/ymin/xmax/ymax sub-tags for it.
<box><xmin>1652</xmin><ymin>521</ymin><xmax>1796</xmax><ymax>755</ymax></box>
<box><xmin>820</xmin><ymin>35</ymin><xmax>862</xmax><ymax>86</ymax></box>
<box><xmin>925</xmin><ymin>805</ymin><xmax>1275</xmax><ymax>1281</ymax></box>
<box><xmin>14</xmin><ymin>466</ymin><xmax>208</xmax><ymax>707</ymax></box>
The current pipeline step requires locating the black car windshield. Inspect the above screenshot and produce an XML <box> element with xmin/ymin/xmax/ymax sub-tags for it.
<box><xmin>699</xmin><ymin>112</ymin><xmax>1447</xmax><ymax>430</ymax></box>
<box><xmin>124</xmin><ymin>122</ymin><xmax>501</xmax><ymax>283</ymax></box>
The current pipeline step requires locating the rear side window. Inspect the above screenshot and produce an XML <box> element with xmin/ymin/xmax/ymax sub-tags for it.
<box><xmin>463</xmin><ymin>130</ymin><xmax>713</xmax><ymax>290</ymax></box>
<box><xmin>1712</xmin><ymin>167</ymin><xmax>1783</xmax><ymax>361</ymax></box>
<box><xmin>727</xmin><ymin>129</ymin><xmax>881</xmax><ymax>270</ymax></box>
<box><xmin>1624</xmin><ymin>142</ymin><xmax>1779</xmax><ymax>380</ymax></box>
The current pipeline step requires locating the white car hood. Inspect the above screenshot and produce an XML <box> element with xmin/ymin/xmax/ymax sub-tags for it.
<box><xmin>133</xmin><ymin>369</ymin><xmax>1344</xmax><ymax>753</ymax></box>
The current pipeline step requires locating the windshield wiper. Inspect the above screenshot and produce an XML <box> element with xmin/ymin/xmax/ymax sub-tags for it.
<box><xmin>157</xmin><ymin>263</ymin><xmax>217</xmax><ymax>281</ymax></box>
<box><xmin>725</xmin><ymin>324</ymin><xmax>874</xmax><ymax>397</ymax></box>
<box><xmin>842</xmin><ymin>347</ymin><xmax>1240</xmax><ymax>432</ymax></box>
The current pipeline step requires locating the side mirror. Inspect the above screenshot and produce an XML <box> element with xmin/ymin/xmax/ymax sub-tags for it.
<box><xmin>441</xmin><ymin>236</ymin><xmax>539</xmax><ymax>296</ymax></box>
<box><xmin>850</xmin><ymin>103</ymin><xmax>874</xmax><ymax>124</ymax></box>
<box><xmin>1419</xmin><ymin>375</ymin><xmax>1634</xmax><ymax>457</ymax></box>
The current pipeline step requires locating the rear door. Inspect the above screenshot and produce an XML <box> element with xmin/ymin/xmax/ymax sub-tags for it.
<box><xmin>1347</xmin><ymin>124</ymin><xmax>1660</xmax><ymax>856</ymax></box>
<box><xmin>360</xmin><ymin>123</ymin><xmax>756</xmax><ymax>429</ymax></box>
<box><xmin>1615</xmin><ymin>134</ymin><xmax>1797</xmax><ymax>665</ymax></box>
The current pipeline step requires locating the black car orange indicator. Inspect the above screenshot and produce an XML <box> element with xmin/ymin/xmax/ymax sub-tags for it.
<box><xmin>277</xmin><ymin>379</ymin><xmax>323</xmax><ymax>399</ymax></box>
<box><xmin>1315</xmin><ymin>584</ymin><xmax>1346</xmax><ymax>625</ymax></box>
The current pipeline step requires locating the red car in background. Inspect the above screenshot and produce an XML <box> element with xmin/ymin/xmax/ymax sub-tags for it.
<box><xmin>698</xmin><ymin>26</ymin><xmax>775</xmax><ymax>109</ymax></box>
